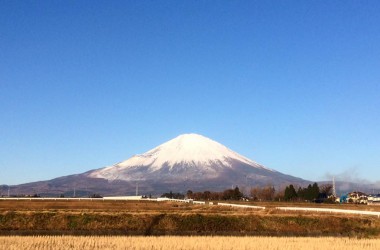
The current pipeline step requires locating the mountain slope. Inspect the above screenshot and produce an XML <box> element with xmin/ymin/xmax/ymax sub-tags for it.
<box><xmin>87</xmin><ymin>133</ymin><xmax>274</xmax><ymax>181</ymax></box>
<box><xmin>8</xmin><ymin>133</ymin><xmax>310</xmax><ymax>196</ymax></box>
<box><xmin>84</xmin><ymin>133</ymin><xmax>308</xmax><ymax>193</ymax></box>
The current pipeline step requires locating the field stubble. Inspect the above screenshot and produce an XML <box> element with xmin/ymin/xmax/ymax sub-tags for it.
<box><xmin>1</xmin><ymin>236</ymin><xmax>380</xmax><ymax>250</ymax></box>
<box><xmin>1</xmin><ymin>200</ymin><xmax>380</xmax><ymax>237</ymax></box>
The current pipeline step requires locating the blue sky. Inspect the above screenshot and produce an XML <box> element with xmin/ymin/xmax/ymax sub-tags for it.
<box><xmin>1</xmin><ymin>1</ymin><xmax>379</xmax><ymax>185</ymax></box>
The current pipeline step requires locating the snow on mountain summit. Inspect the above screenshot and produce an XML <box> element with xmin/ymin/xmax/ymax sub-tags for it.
<box><xmin>10</xmin><ymin>133</ymin><xmax>309</xmax><ymax>195</ymax></box>
<box><xmin>128</xmin><ymin>133</ymin><xmax>259</xmax><ymax>168</ymax></box>
<box><xmin>89</xmin><ymin>133</ymin><xmax>273</xmax><ymax>181</ymax></box>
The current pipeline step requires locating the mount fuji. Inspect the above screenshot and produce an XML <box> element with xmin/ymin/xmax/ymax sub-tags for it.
<box><xmin>88</xmin><ymin>133</ymin><xmax>275</xmax><ymax>181</ymax></box>
<box><xmin>6</xmin><ymin>134</ymin><xmax>310</xmax><ymax>196</ymax></box>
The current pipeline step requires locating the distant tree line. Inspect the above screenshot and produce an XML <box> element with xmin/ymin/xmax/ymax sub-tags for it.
<box><xmin>161</xmin><ymin>183</ymin><xmax>333</xmax><ymax>203</ymax></box>
<box><xmin>186</xmin><ymin>187</ymin><xmax>243</xmax><ymax>201</ymax></box>
<box><xmin>283</xmin><ymin>183</ymin><xmax>333</xmax><ymax>202</ymax></box>
<box><xmin>250</xmin><ymin>185</ymin><xmax>276</xmax><ymax>201</ymax></box>
<box><xmin>161</xmin><ymin>191</ymin><xmax>185</xmax><ymax>199</ymax></box>
<box><xmin>162</xmin><ymin>187</ymin><xmax>244</xmax><ymax>201</ymax></box>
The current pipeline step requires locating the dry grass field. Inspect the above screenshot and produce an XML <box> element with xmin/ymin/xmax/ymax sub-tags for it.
<box><xmin>0</xmin><ymin>200</ymin><xmax>193</xmax><ymax>212</ymax></box>
<box><xmin>1</xmin><ymin>200</ymin><xmax>380</xmax><ymax>237</ymax></box>
<box><xmin>1</xmin><ymin>199</ymin><xmax>380</xmax><ymax>214</ymax></box>
<box><xmin>230</xmin><ymin>201</ymin><xmax>380</xmax><ymax>212</ymax></box>
<box><xmin>1</xmin><ymin>199</ymin><xmax>380</xmax><ymax>212</ymax></box>
<box><xmin>1</xmin><ymin>236</ymin><xmax>380</xmax><ymax>250</ymax></box>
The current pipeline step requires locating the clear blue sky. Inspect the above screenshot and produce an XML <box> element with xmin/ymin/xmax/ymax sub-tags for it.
<box><xmin>1</xmin><ymin>1</ymin><xmax>379</xmax><ymax>185</ymax></box>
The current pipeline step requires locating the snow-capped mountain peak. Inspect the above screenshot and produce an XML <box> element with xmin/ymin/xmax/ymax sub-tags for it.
<box><xmin>88</xmin><ymin>133</ymin><xmax>273</xmax><ymax>181</ymax></box>
<box><xmin>141</xmin><ymin>133</ymin><xmax>262</xmax><ymax>168</ymax></box>
<box><xmin>9</xmin><ymin>134</ymin><xmax>310</xmax><ymax>196</ymax></box>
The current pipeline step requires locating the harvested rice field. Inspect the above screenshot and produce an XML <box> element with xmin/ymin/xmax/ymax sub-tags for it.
<box><xmin>1</xmin><ymin>236</ymin><xmax>380</xmax><ymax>250</ymax></box>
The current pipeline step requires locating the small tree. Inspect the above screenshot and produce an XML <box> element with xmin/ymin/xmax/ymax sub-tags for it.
<box><xmin>311</xmin><ymin>182</ymin><xmax>320</xmax><ymax>200</ymax></box>
<box><xmin>261</xmin><ymin>185</ymin><xmax>275</xmax><ymax>201</ymax></box>
<box><xmin>203</xmin><ymin>191</ymin><xmax>211</xmax><ymax>200</ymax></box>
<box><xmin>186</xmin><ymin>190</ymin><xmax>193</xmax><ymax>199</ymax></box>
<box><xmin>222</xmin><ymin>186</ymin><xmax>243</xmax><ymax>200</ymax></box>
<box><xmin>319</xmin><ymin>184</ymin><xmax>332</xmax><ymax>200</ymax></box>
<box><xmin>284</xmin><ymin>184</ymin><xmax>297</xmax><ymax>201</ymax></box>
<box><xmin>250</xmin><ymin>186</ymin><xmax>260</xmax><ymax>200</ymax></box>
<box><xmin>233</xmin><ymin>186</ymin><xmax>243</xmax><ymax>200</ymax></box>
